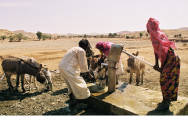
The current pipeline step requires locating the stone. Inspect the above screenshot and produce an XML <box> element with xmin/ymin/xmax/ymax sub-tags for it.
<box><xmin>87</xmin><ymin>83</ymin><xmax>188</xmax><ymax>115</ymax></box>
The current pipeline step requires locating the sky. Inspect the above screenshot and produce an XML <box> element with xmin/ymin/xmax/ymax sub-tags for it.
<box><xmin>0</xmin><ymin>0</ymin><xmax>188</xmax><ymax>34</ymax></box>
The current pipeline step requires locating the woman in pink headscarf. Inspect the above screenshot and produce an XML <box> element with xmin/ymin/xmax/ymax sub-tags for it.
<box><xmin>147</xmin><ymin>18</ymin><xmax>181</xmax><ymax>110</ymax></box>
<box><xmin>96</xmin><ymin>42</ymin><xmax>113</xmax><ymax>57</ymax></box>
<box><xmin>96</xmin><ymin>42</ymin><xmax>124</xmax><ymax>75</ymax></box>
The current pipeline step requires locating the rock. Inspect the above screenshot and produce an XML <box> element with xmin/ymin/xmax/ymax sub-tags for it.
<box><xmin>89</xmin><ymin>83</ymin><xmax>188</xmax><ymax>115</ymax></box>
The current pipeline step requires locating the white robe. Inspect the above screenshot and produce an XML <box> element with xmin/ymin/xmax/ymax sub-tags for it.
<box><xmin>59</xmin><ymin>47</ymin><xmax>90</xmax><ymax>99</ymax></box>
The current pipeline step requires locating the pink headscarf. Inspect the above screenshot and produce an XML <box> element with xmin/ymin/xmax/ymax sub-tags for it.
<box><xmin>147</xmin><ymin>18</ymin><xmax>176</xmax><ymax>65</ymax></box>
<box><xmin>96</xmin><ymin>42</ymin><xmax>113</xmax><ymax>56</ymax></box>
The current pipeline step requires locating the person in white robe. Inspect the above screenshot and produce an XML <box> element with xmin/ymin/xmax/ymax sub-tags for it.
<box><xmin>59</xmin><ymin>39</ymin><xmax>92</xmax><ymax>101</ymax></box>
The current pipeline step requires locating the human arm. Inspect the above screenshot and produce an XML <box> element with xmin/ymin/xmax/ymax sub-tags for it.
<box><xmin>153</xmin><ymin>53</ymin><xmax>161</xmax><ymax>72</ymax></box>
<box><xmin>77</xmin><ymin>50</ymin><xmax>89</xmax><ymax>73</ymax></box>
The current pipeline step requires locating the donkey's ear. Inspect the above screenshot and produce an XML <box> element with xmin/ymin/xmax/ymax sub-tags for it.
<box><xmin>135</xmin><ymin>51</ymin><xmax>139</xmax><ymax>56</ymax></box>
<box><xmin>40</xmin><ymin>64</ymin><xmax>42</xmax><ymax>69</ymax></box>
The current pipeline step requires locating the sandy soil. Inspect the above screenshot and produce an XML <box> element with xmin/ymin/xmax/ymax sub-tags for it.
<box><xmin>0</xmin><ymin>38</ymin><xmax>188</xmax><ymax>115</ymax></box>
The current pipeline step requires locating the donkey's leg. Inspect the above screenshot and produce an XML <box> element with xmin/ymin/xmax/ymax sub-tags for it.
<box><xmin>15</xmin><ymin>74</ymin><xmax>20</xmax><ymax>92</ymax></box>
<box><xmin>21</xmin><ymin>74</ymin><xmax>26</xmax><ymax>92</ymax></box>
<box><xmin>116</xmin><ymin>75</ymin><xmax>119</xmax><ymax>85</ymax></box>
<box><xmin>33</xmin><ymin>76</ymin><xmax>38</xmax><ymax>91</ymax></box>
<box><xmin>28</xmin><ymin>75</ymin><xmax>32</xmax><ymax>91</ymax></box>
<box><xmin>24</xmin><ymin>74</ymin><xmax>30</xmax><ymax>84</ymax></box>
<box><xmin>136</xmin><ymin>71</ymin><xmax>140</xmax><ymax>86</ymax></box>
<box><xmin>5</xmin><ymin>73</ymin><xmax>14</xmax><ymax>93</ymax></box>
<box><xmin>129</xmin><ymin>72</ymin><xmax>133</xmax><ymax>84</ymax></box>
<box><xmin>141</xmin><ymin>70</ymin><xmax>144</xmax><ymax>85</ymax></box>
<box><xmin>0</xmin><ymin>73</ymin><xmax>5</xmax><ymax>81</ymax></box>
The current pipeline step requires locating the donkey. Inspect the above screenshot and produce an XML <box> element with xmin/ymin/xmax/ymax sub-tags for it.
<box><xmin>21</xmin><ymin>56</ymin><xmax>53</xmax><ymax>91</ymax></box>
<box><xmin>90</xmin><ymin>54</ymin><xmax>108</xmax><ymax>88</ymax></box>
<box><xmin>127</xmin><ymin>51</ymin><xmax>145</xmax><ymax>85</ymax></box>
<box><xmin>1</xmin><ymin>56</ymin><xmax>46</xmax><ymax>93</ymax></box>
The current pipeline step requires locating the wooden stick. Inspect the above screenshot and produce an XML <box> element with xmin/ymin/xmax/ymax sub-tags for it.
<box><xmin>122</xmin><ymin>50</ymin><xmax>154</xmax><ymax>67</ymax></box>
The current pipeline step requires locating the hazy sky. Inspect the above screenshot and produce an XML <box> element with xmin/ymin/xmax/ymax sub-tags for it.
<box><xmin>0</xmin><ymin>0</ymin><xmax>188</xmax><ymax>34</ymax></box>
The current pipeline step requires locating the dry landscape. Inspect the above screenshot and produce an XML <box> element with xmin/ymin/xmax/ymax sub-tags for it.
<box><xmin>0</xmin><ymin>31</ymin><xmax>188</xmax><ymax>115</ymax></box>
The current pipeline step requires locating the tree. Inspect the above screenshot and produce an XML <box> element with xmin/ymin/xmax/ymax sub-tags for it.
<box><xmin>0</xmin><ymin>35</ymin><xmax>6</xmax><ymax>40</ymax></box>
<box><xmin>16</xmin><ymin>33</ymin><xmax>23</xmax><ymax>42</ymax></box>
<box><xmin>9</xmin><ymin>36</ymin><xmax>14</xmax><ymax>42</ymax></box>
<box><xmin>108</xmin><ymin>33</ymin><xmax>117</xmax><ymax>38</ymax></box>
<box><xmin>36</xmin><ymin>31</ymin><xmax>42</xmax><ymax>40</ymax></box>
<box><xmin>139</xmin><ymin>32</ymin><xmax>143</xmax><ymax>38</ymax></box>
<box><xmin>83</xmin><ymin>34</ymin><xmax>87</xmax><ymax>38</ymax></box>
<box><xmin>126</xmin><ymin>35</ymin><xmax>130</xmax><ymax>39</ymax></box>
<box><xmin>108</xmin><ymin>33</ymin><xmax>113</xmax><ymax>38</ymax></box>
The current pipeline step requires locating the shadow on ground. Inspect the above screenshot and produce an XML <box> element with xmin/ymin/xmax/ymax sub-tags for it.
<box><xmin>147</xmin><ymin>106</ymin><xmax>173</xmax><ymax>115</ymax></box>
<box><xmin>43</xmin><ymin>105</ymin><xmax>105</xmax><ymax>115</ymax></box>
<box><xmin>0</xmin><ymin>89</ymin><xmax>48</xmax><ymax>102</ymax></box>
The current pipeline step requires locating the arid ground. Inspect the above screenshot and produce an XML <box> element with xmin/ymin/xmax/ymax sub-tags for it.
<box><xmin>0</xmin><ymin>38</ymin><xmax>188</xmax><ymax>115</ymax></box>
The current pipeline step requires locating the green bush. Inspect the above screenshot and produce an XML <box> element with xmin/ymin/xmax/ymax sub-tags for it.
<box><xmin>139</xmin><ymin>32</ymin><xmax>143</xmax><ymax>38</ymax></box>
<box><xmin>9</xmin><ymin>36</ymin><xmax>14</xmax><ymax>42</ymax></box>
<box><xmin>126</xmin><ymin>35</ymin><xmax>130</xmax><ymax>39</ymax></box>
<box><xmin>42</xmin><ymin>34</ymin><xmax>51</xmax><ymax>40</ymax></box>
<box><xmin>108</xmin><ymin>33</ymin><xmax>117</xmax><ymax>38</ymax></box>
<box><xmin>36</xmin><ymin>31</ymin><xmax>42</xmax><ymax>40</ymax></box>
<box><xmin>15</xmin><ymin>33</ymin><xmax>23</xmax><ymax>42</ymax></box>
<box><xmin>0</xmin><ymin>35</ymin><xmax>6</xmax><ymax>40</ymax></box>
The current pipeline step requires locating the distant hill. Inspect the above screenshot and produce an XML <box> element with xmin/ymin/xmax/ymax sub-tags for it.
<box><xmin>0</xmin><ymin>29</ymin><xmax>59</xmax><ymax>39</ymax></box>
<box><xmin>116</xmin><ymin>31</ymin><xmax>131</xmax><ymax>35</ymax></box>
<box><xmin>0</xmin><ymin>29</ymin><xmax>14</xmax><ymax>36</ymax></box>
<box><xmin>13</xmin><ymin>30</ymin><xmax>37</xmax><ymax>39</ymax></box>
<box><xmin>1</xmin><ymin>27</ymin><xmax>188</xmax><ymax>39</ymax></box>
<box><xmin>178</xmin><ymin>27</ymin><xmax>188</xmax><ymax>31</ymax></box>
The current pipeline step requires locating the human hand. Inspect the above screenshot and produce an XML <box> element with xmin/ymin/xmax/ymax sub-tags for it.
<box><xmin>153</xmin><ymin>65</ymin><xmax>161</xmax><ymax>73</ymax></box>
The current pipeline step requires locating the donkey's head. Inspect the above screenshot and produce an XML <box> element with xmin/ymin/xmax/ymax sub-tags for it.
<box><xmin>90</xmin><ymin>55</ymin><xmax>106</xmax><ymax>71</ymax></box>
<box><xmin>127</xmin><ymin>51</ymin><xmax>139</xmax><ymax>68</ymax></box>
<box><xmin>41</xmin><ymin>67</ymin><xmax>53</xmax><ymax>90</ymax></box>
<box><xmin>36</xmin><ymin>70</ymin><xmax>46</xmax><ymax>84</ymax></box>
<box><xmin>90</xmin><ymin>55</ymin><xmax>100</xmax><ymax>71</ymax></box>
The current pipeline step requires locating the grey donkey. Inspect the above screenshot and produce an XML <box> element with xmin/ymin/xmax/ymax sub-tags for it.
<box><xmin>0</xmin><ymin>56</ymin><xmax>46</xmax><ymax>93</ymax></box>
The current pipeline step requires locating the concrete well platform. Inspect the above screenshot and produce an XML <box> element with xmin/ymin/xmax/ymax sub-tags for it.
<box><xmin>87</xmin><ymin>83</ymin><xmax>188</xmax><ymax>115</ymax></box>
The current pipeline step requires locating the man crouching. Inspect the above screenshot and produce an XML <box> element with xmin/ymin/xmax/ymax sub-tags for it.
<box><xmin>59</xmin><ymin>39</ymin><xmax>92</xmax><ymax>109</ymax></box>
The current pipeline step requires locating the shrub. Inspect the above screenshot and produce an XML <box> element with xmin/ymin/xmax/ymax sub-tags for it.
<box><xmin>9</xmin><ymin>36</ymin><xmax>14</xmax><ymax>42</ymax></box>
<box><xmin>126</xmin><ymin>35</ymin><xmax>130</xmax><ymax>39</ymax></box>
<box><xmin>42</xmin><ymin>34</ymin><xmax>51</xmax><ymax>40</ymax></box>
<box><xmin>16</xmin><ymin>33</ymin><xmax>23</xmax><ymax>42</ymax></box>
<box><xmin>0</xmin><ymin>35</ymin><xmax>6</xmax><ymax>40</ymax></box>
<box><xmin>139</xmin><ymin>32</ymin><xmax>143</xmax><ymax>38</ymax></box>
<box><xmin>108</xmin><ymin>33</ymin><xmax>117</xmax><ymax>38</ymax></box>
<box><xmin>36</xmin><ymin>31</ymin><xmax>42</xmax><ymax>40</ymax></box>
